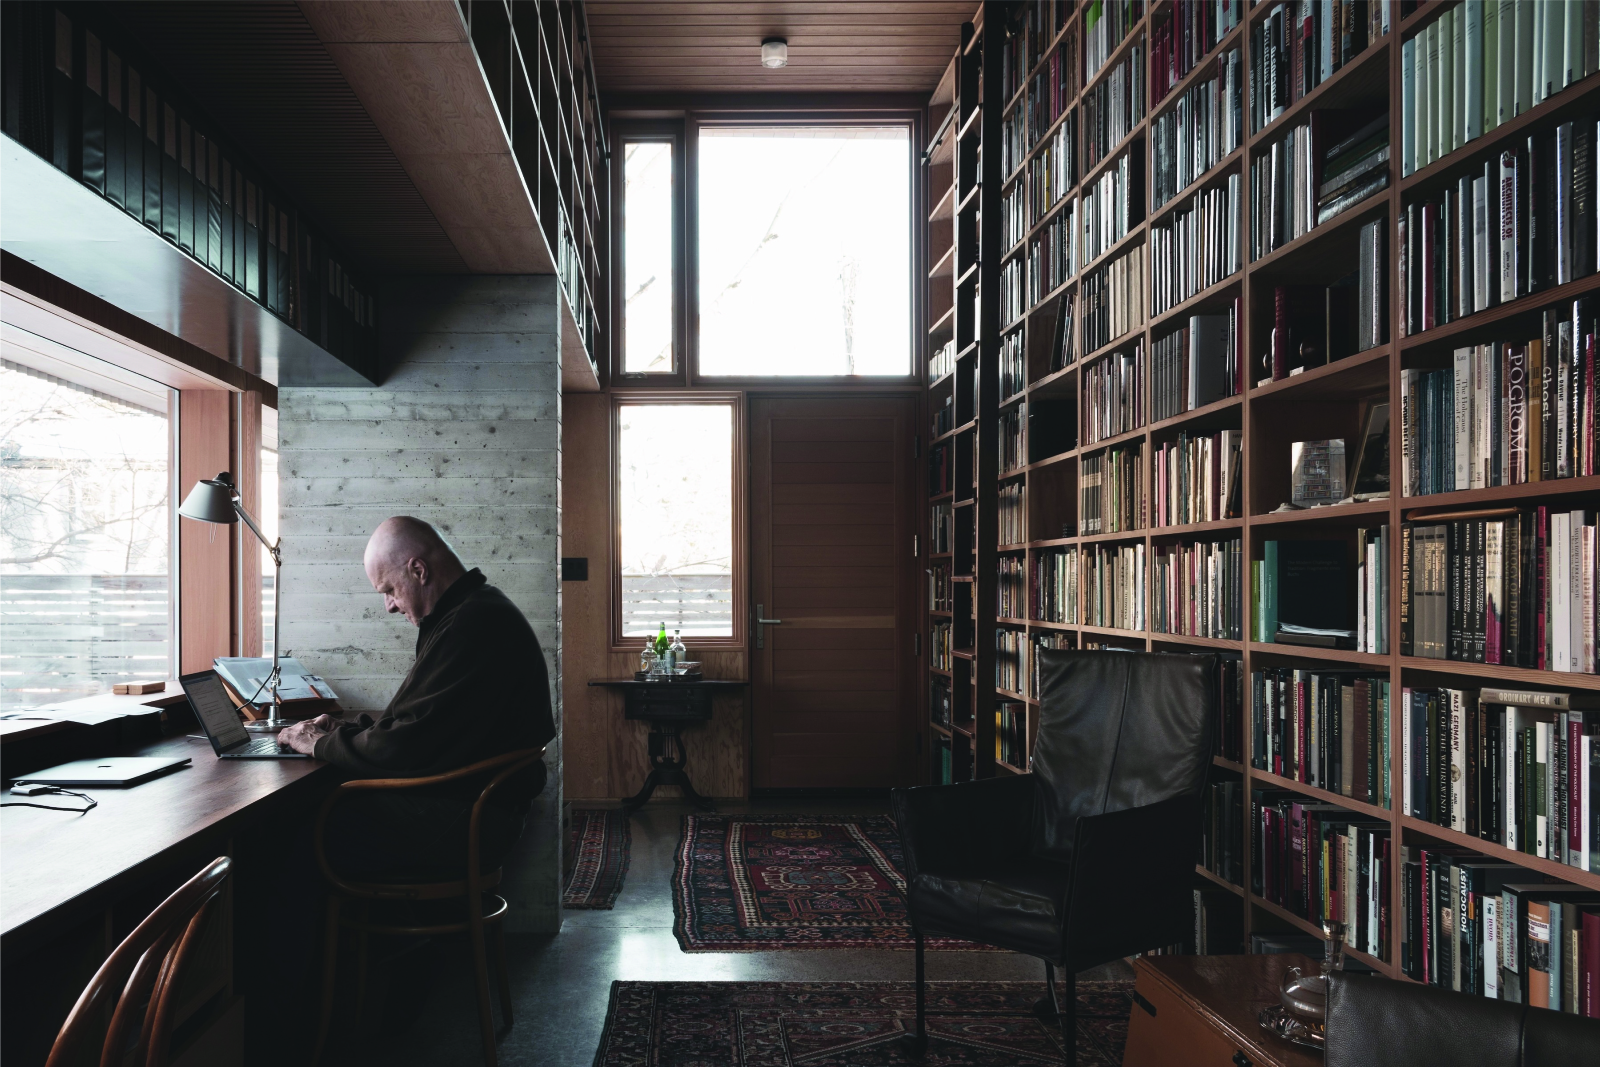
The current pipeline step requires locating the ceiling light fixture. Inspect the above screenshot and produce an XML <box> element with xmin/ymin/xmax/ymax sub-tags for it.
<box><xmin>761</xmin><ymin>37</ymin><xmax>788</xmax><ymax>68</ymax></box>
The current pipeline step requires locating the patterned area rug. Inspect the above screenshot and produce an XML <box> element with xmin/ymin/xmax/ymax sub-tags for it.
<box><xmin>563</xmin><ymin>808</ymin><xmax>631</xmax><ymax>909</ymax></box>
<box><xmin>673</xmin><ymin>814</ymin><xmax>999</xmax><ymax>951</ymax></box>
<box><xmin>592</xmin><ymin>981</ymin><xmax>1134</xmax><ymax>1067</ymax></box>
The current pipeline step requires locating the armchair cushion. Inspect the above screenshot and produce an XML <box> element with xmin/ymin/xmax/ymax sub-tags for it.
<box><xmin>909</xmin><ymin>861</ymin><xmax>1072</xmax><ymax>958</ymax></box>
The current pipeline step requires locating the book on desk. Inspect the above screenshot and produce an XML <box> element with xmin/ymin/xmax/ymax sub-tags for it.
<box><xmin>212</xmin><ymin>657</ymin><xmax>340</xmax><ymax>720</ymax></box>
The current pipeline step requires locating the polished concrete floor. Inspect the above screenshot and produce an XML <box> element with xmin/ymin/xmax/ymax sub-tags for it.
<box><xmin>324</xmin><ymin>798</ymin><xmax>1131</xmax><ymax>1066</ymax></box>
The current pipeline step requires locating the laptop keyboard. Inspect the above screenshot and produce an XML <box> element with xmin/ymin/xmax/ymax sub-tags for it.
<box><xmin>245</xmin><ymin>736</ymin><xmax>288</xmax><ymax>755</ymax></box>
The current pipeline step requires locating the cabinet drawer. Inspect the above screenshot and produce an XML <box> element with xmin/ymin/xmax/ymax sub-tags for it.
<box><xmin>1123</xmin><ymin>967</ymin><xmax>1265</xmax><ymax>1067</ymax></box>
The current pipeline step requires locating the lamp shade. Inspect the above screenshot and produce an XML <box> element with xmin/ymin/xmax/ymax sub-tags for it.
<box><xmin>178</xmin><ymin>472</ymin><xmax>239</xmax><ymax>524</ymax></box>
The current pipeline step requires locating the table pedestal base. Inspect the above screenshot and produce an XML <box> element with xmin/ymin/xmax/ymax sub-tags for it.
<box><xmin>621</xmin><ymin>724</ymin><xmax>715</xmax><ymax>814</ymax></box>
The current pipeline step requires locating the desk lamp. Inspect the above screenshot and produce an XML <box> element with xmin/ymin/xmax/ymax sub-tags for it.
<box><xmin>178</xmin><ymin>472</ymin><xmax>285</xmax><ymax>732</ymax></box>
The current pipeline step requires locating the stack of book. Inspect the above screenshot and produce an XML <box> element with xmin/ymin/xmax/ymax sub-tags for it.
<box><xmin>1082</xmin><ymin>342</ymin><xmax>1146</xmax><ymax>443</ymax></box>
<box><xmin>1084</xmin><ymin>0</ymin><xmax>1142</xmax><ymax>80</ymax></box>
<box><xmin>1151</xmin><ymin>179</ymin><xmax>1243</xmax><ymax>313</ymax></box>
<box><xmin>1252</xmin><ymin>667</ymin><xmax>1393</xmax><ymax>807</ymax></box>
<box><xmin>996</xmin><ymin>700</ymin><xmax>1027</xmax><ymax>766</ymax></box>
<box><xmin>1400</xmin><ymin>299</ymin><xmax>1597</xmax><ymax>495</ymax></box>
<box><xmin>998</xmin><ymin>554</ymin><xmax>1025</xmax><ymax>619</ymax></box>
<box><xmin>1250</xmin><ymin>1</ymin><xmax>1388</xmax><ymax>134</ymax></box>
<box><xmin>1080</xmin><ymin>441</ymin><xmax>1146</xmax><ymax>535</ymax></box>
<box><xmin>1151</xmin><ymin>308</ymin><xmax>1243</xmax><ymax>420</ymax></box>
<box><xmin>1028</xmin><ymin>201</ymin><xmax>1077</xmax><ymax>304</ymax></box>
<box><xmin>1400</xmin><ymin>846</ymin><xmax>1599</xmax><ymax>1011</ymax></box>
<box><xmin>1000</xmin><ymin>331</ymin><xmax>1026</xmax><ymax>400</ymax></box>
<box><xmin>1083</xmin><ymin>36</ymin><xmax>1147</xmax><ymax>172</ymax></box>
<box><xmin>1082</xmin><ymin>242</ymin><xmax>1148</xmax><ymax>351</ymax></box>
<box><xmin>1151</xmin><ymin>47</ymin><xmax>1244</xmax><ymax>208</ymax></box>
<box><xmin>1151</xmin><ymin>537</ymin><xmax>1243</xmax><ymax>639</ymax></box>
<box><xmin>1153</xmin><ymin>428</ymin><xmax>1243</xmax><ymax>527</ymax></box>
<box><xmin>996</xmin><ymin>630</ymin><xmax>1024</xmax><ymax>693</ymax></box>
<box><xmin>1086</xmin><ymin>541</ymin><xmax>1147</xmax><ymax>630</ymax></box>
<box><xmin>1081</xmin><ymin>150</ymin><xmax>1143</xmax><ymax>265</ymax></box>
<box><xmin>1151</xmin><ymin>0</ymin><xmax>1244</xmax><ymax>104</ymax></box>
<box><xmin>1202</xmin><ymin>778</ymin><xmax>1245</xmax><ymax>886</ymax></box>
<box><xmin>1401</xmin><ymin>1</ymin><xmax>1600</xmax><ymax>179</ymax></box>
<box><xmin>999</xmin><ymin>405</ymin><xmax>1025</xmax><ymax>474</ymax></box>
<box><xmin>1400</xmin><ymin>509</ymin><xmax>1598</xmax><ymax>673</ymax></box>
<box><xmin>1252</xmin><ymin>789</ymin><xmax>1393</xmax><ymax>961</ymax></box>
<box><xmin>1029</xmin><ymin>631</ymin><xmax>1074</xmax><ymax>697</ymax></box>
<box><xmin>1318</xmin><ymin>114</ymin><xmax>1391</xmax><ymax>225</ymax></box>
<box><xmin>1400</xmin><ymin>122</ymin><xmax>1597</xmax><ymax>336</ymax></box>
<box><xmin>1033</xmin><ymin>547</ymin><xmax>1079</xmax><ymax>624</ymax></box>
<box><xmin>999</xmin><ymin>483</ymin><xmax>1026</xmax><ymax>545</ymax></box>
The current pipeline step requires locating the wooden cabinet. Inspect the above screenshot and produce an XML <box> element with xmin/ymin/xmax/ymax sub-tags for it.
<box><xmin>1124</xmin><ymin>954</ymin><xmax>1324</xmax><ymax>1067</ymax></box>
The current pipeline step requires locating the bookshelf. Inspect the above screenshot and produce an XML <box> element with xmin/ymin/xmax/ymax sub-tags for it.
<box><xmin>922</xmin><ymin>0</ymin><xmax>1600</xmax><ymax>987</ymax></box>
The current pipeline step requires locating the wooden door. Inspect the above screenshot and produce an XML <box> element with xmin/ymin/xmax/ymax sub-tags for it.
<box><xmin>749</xmin><ymin>396</ymin><xmax>918</xmax><ymax>789</ymax></box>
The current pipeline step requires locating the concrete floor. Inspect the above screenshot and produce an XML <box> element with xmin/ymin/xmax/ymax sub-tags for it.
<box><xmin>324</xmin><ymin>797</ymin><xmax>1131</xmax><ymax>1066</ymax></box>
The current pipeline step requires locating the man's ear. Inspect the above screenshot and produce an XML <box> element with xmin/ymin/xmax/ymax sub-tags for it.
<box><xmin>407</xmin><ymin>556</ymin><xmax>430</xmax><ymax>584</ymax></box>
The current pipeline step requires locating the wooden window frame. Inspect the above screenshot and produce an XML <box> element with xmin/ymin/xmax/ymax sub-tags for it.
<box><xmin>611</xmin><ymin>122</ymin><xmax>688</xmax><ymax>385</ymax></box>
<box><xmin>609</xmin><ymin>389</ymin><xmax>746</xmax><ymax>653</ymax></box>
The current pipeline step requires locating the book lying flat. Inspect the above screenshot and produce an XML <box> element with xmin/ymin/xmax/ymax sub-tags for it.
<box><xmin>212</xmin><ymin>657</ymin><xmax>338</xmax><ymax>707</ymax></box>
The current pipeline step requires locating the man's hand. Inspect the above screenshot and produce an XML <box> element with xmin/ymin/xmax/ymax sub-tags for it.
<box><xmin>277</xmin><ymin>713</ymin><xmax>336</xmax><ymax>755</ymax></box>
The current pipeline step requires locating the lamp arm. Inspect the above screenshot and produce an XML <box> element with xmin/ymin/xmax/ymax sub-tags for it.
<box><xmin>230</xmin><ymin>498</ymin><xmax>280</xmax><ymax>565</ymax></box>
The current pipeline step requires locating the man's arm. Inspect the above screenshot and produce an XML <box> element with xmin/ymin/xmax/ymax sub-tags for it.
<box><xmin>277</xmin><ymin>714</ymin><xmax>336</xmax><ymax>755</ymax></box>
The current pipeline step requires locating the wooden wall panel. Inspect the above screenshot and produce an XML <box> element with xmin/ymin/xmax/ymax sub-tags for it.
<box><xmin>234</xmin><ymin>392</ymin><xmax>263</xmax><ymax>658</ymax></box>
<box><xmin>178</xmin><ymin>390</ymin><xmax>233</xmax><ymax>674</ymax></box>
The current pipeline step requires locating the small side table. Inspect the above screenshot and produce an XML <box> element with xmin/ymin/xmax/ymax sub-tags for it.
<box><xmin>1122</xmin><ymin>954</ymin><xmax>1325</xmax><ymax>1067</ymax></box>
<box><xmin>588</xmin><ymin>678</ymin><xmax>749</xmax><ymax>814</ymax></box>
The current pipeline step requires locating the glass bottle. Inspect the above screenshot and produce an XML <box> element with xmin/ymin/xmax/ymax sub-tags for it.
<box><xmin>657</xmin><ymin>622</ymin><xmax>673</xmax><ymax>671</ymax></box>
<box><xmin>670</xmin><ymin>630</ymin><xmax>687</xmax><ymax>673</ymax></box>
<box><xmin>639</xmin><ymin>638</ymin><xmax>659</xmax><ymax>676</ymax></box>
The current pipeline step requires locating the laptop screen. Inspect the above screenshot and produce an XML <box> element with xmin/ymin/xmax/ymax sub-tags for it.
<box><xmin>182</xmin><ymin>671</ymin><xmax>251</xmax><ymax>751</ymax></box>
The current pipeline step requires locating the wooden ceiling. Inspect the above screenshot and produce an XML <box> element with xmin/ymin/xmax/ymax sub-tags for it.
<box><xmin>585</xmin><ymin>1</ymin><xmax>973</xmax><ymax>97</ymax></box>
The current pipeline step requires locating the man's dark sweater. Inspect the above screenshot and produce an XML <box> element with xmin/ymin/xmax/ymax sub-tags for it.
<box><xmin>314</xmin><ymin>569</ymin><xmax>555</xmax><ymax>794</ymax></box>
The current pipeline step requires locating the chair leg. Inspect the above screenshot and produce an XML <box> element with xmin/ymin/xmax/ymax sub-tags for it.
<box><xmin>310</xmin><ymin>896</ymin><xmax>342</xmax><ymax>1067</ymax></box>
<box><xmin>466</xmin><ymin>894</ymin><xmax>499</xmax><ymax>1067</ymax></box>
<box><xmin>1057</xmin><ymin>968</ymin><xmax>1077</xmax><ymax>1067</ymax></box>
<box><xmin>901</xmin><ymin>926</ymin><xmax>928</xmax><ymax>1057</ymax></box>
<box><xmin>352</xmin><ymin>902</ymin><xmax>370</xmax><ymax>1030</ymax></box>
<box><xmin>490</xmin><ymin>919</ymin><xmax>513</xmax><ymax>1029</ymax></box>
<box><xmin>1037</xmin><ymin>960</ymin><xmax>1059</xmax><ymax>1019</ymax></box>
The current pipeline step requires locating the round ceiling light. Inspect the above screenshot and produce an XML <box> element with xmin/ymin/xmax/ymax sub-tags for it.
<box><xmin>761</xmin><ymin>37</ymin><xmax>788</xmax><ymax>68</ymax></box>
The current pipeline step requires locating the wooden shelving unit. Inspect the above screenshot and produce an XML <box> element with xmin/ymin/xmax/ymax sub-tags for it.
<box><xmin>921</xmin><ymin>0</ymin><xmax>1600</xmax><ymax>981</ymax></box>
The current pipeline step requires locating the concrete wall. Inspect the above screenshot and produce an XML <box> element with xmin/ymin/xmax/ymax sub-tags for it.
<box><xmin>277</xmin><ymin>275</ymin><xmax>563</xmax><ymax>932</ymax></box>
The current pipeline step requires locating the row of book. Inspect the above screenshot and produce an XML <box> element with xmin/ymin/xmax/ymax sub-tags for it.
<box><xmin>930</xmin><ymin>677</ymin><xmax>953</xmax><ymax>728</ymax></box>
<box><xmin>1252</xmin><ymin>668</ymin><xmax>1393</xmax><ymax>807</ymax></box>
<box><xmin>932</xmin><ymin>393</ymin><xmax>955</xmax><ymax>437</ymax></box>
<box><xmin>1151</xmin><ymin>305</ymin><xmax>1244</xmax><ymax>424</ymax></box>
<box><xmin>1150</xmin><ymin>47</ymin><xmax>1244</xmax><ymax>209</ymax></box>
<box><xmin>1027</xmin><ymin>32</ymin><xmax>1077</xmax><ymax>152</ymax></box>
<box><xmin>999</xmin><ymin>483</ymin><xmax>1026</xmax><ymax>546</ymax></box>
<box><xmin>1214</xmin><ymin>653</ymin><xmax>1247</xmax><ymax>763</ymax></box>
<box><xmin>1028</xmin><ymin>201</ymin><xmax>1078</xmax><ymax>306</ymax></box>
<box><xmin>1150</xmin><ymin>177</ymin><xmax>1242</xmax><ymax>314</ymax></box>
<box><xmin>1145</xmin><ymin>886</ymin><xmax>1248</xmax><ymax>957</ymax></box>
<box><xmin>1081</xmin><ymin>342</ymin><xmax>1146</xmax><ymax>444</ymax></box>
<box><xmin>1150</xmin><ymin>0</ymin><xmax>1244</xmax><ymax>104</ymax></box>
<box><xmin>931</xmin><ymin>621</ymin><xmax>953</xmax><ymax>671</ymax></box>
<box><xmin>1401</xmin><ymin>845</ymin><xmax>1600</xmax><ymax>1014</ymax></box>
<box><xmin>996</xmin><ymin>701</ymin><xmax>1028</xmax><ymax>767</ymax></box>
<box><xmin>1033</xmin><ymin>547</ymin><xmax>1079</xmax><ymax>624</ymax></box>
<box><xmin>1317</xmin><ymin>114</ymin><xmax>1391</xmax><ymax>226</ymax></box>
<box><xmin>930</xmin><ymin>502</ymin><xmax>953</xmax><ymax>555</ymax></box>
<box><xmin>1251</xmin><ymin>120</ymin><xmax>1318</xmax><ymax>258</ymax></box>
<box><xmin>1086</xmin><ymin>541</ymin><xmax>1147</xmax><ymax>630</ymax></box>
<box><xmin>929</xmin><ymin>441</ymin><xmax>953</xmax><ymax>495</ymax></box>
<box><xmin>1152</xmin><ymin>429</ymin><xmax>1243</xmax><ymax>528</ymax></box>
<box><xmin>998</xmin><ymin>552</ymin><xmax>1025</xmax><ymax>620</ymax></box>
<box><xmin>1355</xmin><ymin>524</ymin><xmax>1391</xmax><ymax>655</ymax></box>
<box><xmin>1252</xmin><ymin>790</ymin><xmax>1393</xmax><ymax>961</ymax></box>
<box><xmin>932</xmin><ymin>735</ymin><xmax>956</xmax><ymax>784</ymax></box>
<box><xmin>999</xmin><ymin>406</ymin><xmax>1025</xmax><ymax>474</ymax></box>
<box><xmin>1000</xmin><ymin>331</ymin><xmax>1026</xmax><ymax>400</ymax></box>
<box><xmin>1200</xmin><ymin>777</ymin><xmax>1245</xmax><ymax>886</ymax></box>
<box><xmin>1399</xmin><ymin>686</ymin><xmax>1597</xmax><ymax>874</ymax></box>
<box><xmin>1080</xmin><ymin>441</ymin><xmax>1147</xmax><ymax>534</ymax></box>
<box><xmin>1261</xmin><ymin>242</ymin><xmax>1386</xmax><ymax>382</ymax></box>
<box><xmin>1002</xmin><ymin>181</ymin><xmax>1028</xmax><ymax>251</ymax></box>
<box><xmin>1401</xmin><ymin>0</ymin><xmax>1600</xmax><ymax>180</ymax></box>
<box><xmin>1400</xmin><ymin>304</ymin><xmax>1596</xmax><ymax>496</ymax></box>
<box><xmin>1253</xmin><ymin>539</ymin><xmax>1361</xmax><ymax>649</ymax></box>
<box><xmin>1085</xmin><ymin>0</ymin><xmax>1143</xmax><ymax>80</ymax></box>
<box><xmin>1400</xmin><ymin>124</ymin><xmax>1597</xmax><ymax>336</ymax></box>
<box><xmin>1027</xmin><ymin>117</ymin><xmax>1077</xmax><ymax>227</ymax></box>
<box><xmin>1000</xmin><ymin>255</ymin><xmax>1026</xmax><ymax>329</ymax></box>
<box><xmin>1081</xmin><ymin>150</ymin><xmax>1143</xmax><ymax>265</ymax></box>
<box><xmin>997</xmin><ymin>630</ymin><xmax>1025</xmax><ymax>694</ymax></box>
<box><xmin>930</xmin><ymin>338</ymin><xmax>956</xmax><ymax>382</ymax></box>
<box><xmin>1249</xmin><ymin>1</ymin><xmax>1389</xmax><ymax>134</ymax></box>
<box><xmin>1081</xmin><ymin>242</ymin><xmax>1148</xmax><ymax>352</ymax></box>
<box><xmin>929</xmin><ymin>562</ymin><xmax>952</xmax><ymax>614</ymax></box>
<box><xmin>1029</xmin><ymin>631</ymin><xmax>1074</xmax><ymax>698</ymax></box>
<box><xmin>1083</xmin><ymin>36</ymin><xmax>1147</xmax><ymax>172</ymax></box>
<box><xmin>1151</xmin><ymin>537</ymin><xmax>1244</xmax><ymax>639</ymax></box>
<box><xmin>1050</xmin><ymin>290</ymin><xmax>1079</xmax><ymax>373</ymax></box>
<box><xmin>1401</xmin><ymin>510</ymin><xmax>1598</xmax><ymax>673</ymax></box>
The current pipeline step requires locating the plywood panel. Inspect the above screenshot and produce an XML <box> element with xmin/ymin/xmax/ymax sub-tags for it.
<box><xmin>235</xmin><ymin>391</ymin><xmax>263</xmax><ymax>658</ymax></box>
<box><xmin>179</xmin><ymin>390</ymin><xmax>233</xmax><ymax>674</ymax></box>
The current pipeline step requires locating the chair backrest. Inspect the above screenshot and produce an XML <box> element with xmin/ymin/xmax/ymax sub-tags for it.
<box><xmin>1030</xmin><ymin>649</ymin><xmax>1216</xmax><ymax>862</ymax></box>
<box><xmin>47</xmin><ymin>856</ymin><xmax>232</xmax><ymax>1067</ymax></box>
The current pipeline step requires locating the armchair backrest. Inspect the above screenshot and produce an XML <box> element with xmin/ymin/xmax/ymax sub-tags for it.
<box><xmin>1030</xmin><ymin>649</ymin><xmax>1216</xmax><ymax>862</ymax></box>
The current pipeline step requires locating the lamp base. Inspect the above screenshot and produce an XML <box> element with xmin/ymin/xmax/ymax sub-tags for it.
<box><xmin>243</xmin><ymin>719</ymin><xmax>291</xmax><ymax>734</ymax></box>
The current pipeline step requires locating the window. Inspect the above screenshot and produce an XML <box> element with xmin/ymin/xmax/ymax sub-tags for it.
<box><xmin>616</xmin><ymin>401</ymin><xmax>735</xmax><ymax>640</ymax></box>
<box><xmin>622</xmin><ymin>140</ymin><xmax>676</xmax><ymax>375</ymax></box>
<box><xmin>0</xmin><ymin>355</ymin><xmax>173</xmax><ymax>710</ymax></box>
<box><xmin>697</xmin><ymin>126</ymin><xmax>912</xmax><ymax>377</ymax></box>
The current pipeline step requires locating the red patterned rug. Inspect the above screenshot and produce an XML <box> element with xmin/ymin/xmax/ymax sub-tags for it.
<box><xmin>672</xmin><ymin>814</ymin><xmax>1000</xmax><ymax>951</ymax></box>
<box><xmin>592</xmin><ymin>981</ymin><xmax>1134</xmax><ymax>1066</ymax></box>
<box><xmin>563</xmin><ymin>808</ymin><xmax>631</xmax><ymax>909</ymax></box>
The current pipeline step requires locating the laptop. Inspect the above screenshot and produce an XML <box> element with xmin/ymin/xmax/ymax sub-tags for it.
<box><xmin>181</xmin><ymin>670</ymin><xmax>310</xmax><ymax>760</ymax></box>
<box><xmin>13</xmin><ymin>755</ymin><xmax>191</xmax><ymax>787</ymax></box>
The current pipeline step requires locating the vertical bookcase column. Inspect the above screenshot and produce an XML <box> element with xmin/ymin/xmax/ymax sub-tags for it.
<box><xmin>974</xmin><ymin>19</ymin><xmax>1004</xmax><ymax>779</ymax></box>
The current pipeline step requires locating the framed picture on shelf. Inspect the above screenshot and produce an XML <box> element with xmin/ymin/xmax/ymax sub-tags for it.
<box><xmin>1347</xmin><ymin>399</ymin><xmax>1390</xmax><ymax>500</ymax></box>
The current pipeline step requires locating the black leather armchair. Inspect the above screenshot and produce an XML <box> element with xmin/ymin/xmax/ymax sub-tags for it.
<box><xmin>891</xmin><ymin>648</ymin><xmax>1217</xmax><ymax>1064</ymax></box>
<box><xmin>1327</xmin><ymin>971</ymin><xmax>1600</xmax><ymax>1066</ymax></box>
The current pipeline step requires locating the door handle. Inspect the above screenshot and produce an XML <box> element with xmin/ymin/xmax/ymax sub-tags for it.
<box><xmin>755</xmin><ymin>604</ymin><xmax>783</xmax><ymax>649</ymax></box>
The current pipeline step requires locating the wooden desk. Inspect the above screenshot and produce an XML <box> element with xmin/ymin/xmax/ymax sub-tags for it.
<box><xmin>2</xmin><ymin>734</ymin><xmax>335</xmax><ymax>954</ymax></box>
<box><xmin>1123</xmin><ymin>954</ymin><xmax>1325</xmax><ymax>1067</ymax></box>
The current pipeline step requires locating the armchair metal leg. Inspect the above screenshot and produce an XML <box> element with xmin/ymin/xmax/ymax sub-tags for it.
<box><xmin>901</xmin><ymin>927</ymin><xmax>928</xmax><ymax>1058</ymax></box>
<box><xmin>1057</xmin><ymin>968</ymin><xmax>1077</xmax><ymax>1067</ymax></box>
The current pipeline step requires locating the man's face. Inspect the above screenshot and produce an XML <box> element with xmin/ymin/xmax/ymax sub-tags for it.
<box><xmin>366</xmin><ymin>555</ymin><xmax>428</xmax><ymax>626</ymax></box>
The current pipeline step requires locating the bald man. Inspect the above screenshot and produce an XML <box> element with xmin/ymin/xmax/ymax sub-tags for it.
<box><xmin>277</xmin><ymin>516</ymin><xmax>554</xmax><ymax>877</ymax></box>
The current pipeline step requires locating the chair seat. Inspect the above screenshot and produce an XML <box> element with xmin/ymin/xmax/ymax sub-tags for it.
<box><xmin>911</xmin><ymin>860</ymin><xmax>1072</xmax><ymax>960</ymax></box>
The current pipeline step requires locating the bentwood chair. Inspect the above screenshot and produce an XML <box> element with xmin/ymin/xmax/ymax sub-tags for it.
<box><xmin>46</xmin><ymin>856</ymin><xmax>232</xmax><ymax>1067</ymax></box>
<box><xmin>891</xmin><ymin>649</ymin><xmax>1216</xmax><ymax>1066</ymax></box>
<box><xmin>310</xmin><ymin>746</ymin><xmax>547</xmax><ymax>1067</ymax></box>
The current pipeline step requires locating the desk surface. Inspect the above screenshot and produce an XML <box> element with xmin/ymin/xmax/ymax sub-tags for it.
<box><xmin>588</xmin><ymin>678</ymin><xmax>749</xmax><ymax>688</ymax></box>
<box><xmin>1</xmin><ymin>734</ymin><xmax>334</xmax><ymax>952</ymax></box>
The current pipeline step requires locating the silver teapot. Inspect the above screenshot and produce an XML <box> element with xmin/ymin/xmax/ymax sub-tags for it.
<box><xmin>1259</xmin><ymin>919</ymin><xmax>1345</xmax><ymax>1048</ymax></box>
